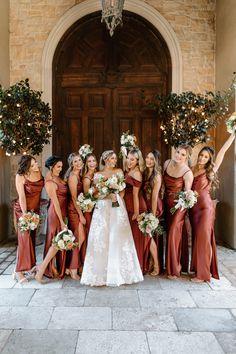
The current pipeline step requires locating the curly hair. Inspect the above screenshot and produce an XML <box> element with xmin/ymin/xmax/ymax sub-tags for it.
<box><xmin>198</xmin><ymin>146</ymin><xmax>219</xmax><ymax>190</ymax></box>
<box><xmin>17</xmin><ymin>155</ymin><xmax>35</xmax><ymax>175</ymax></box>
<box><xmin>143</xmin><ymin>150</ymin><xmax>162</xmax><ymax>189</ymax></box>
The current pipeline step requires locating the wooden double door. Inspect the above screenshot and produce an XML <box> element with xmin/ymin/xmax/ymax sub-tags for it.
<box><xmin>53</xmin><ymin>11</ymin><xmax>171</xmax><ymax>166</ymax></box>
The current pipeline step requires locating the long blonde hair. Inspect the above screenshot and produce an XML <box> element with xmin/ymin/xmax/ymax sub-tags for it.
<box><xmin>64</xmin><ymin>152</ymin><xmax>83</xmax><ymax>180</ymax></box>
<box><xmin>126</xmin><ymin>148</ymin><xmax>144</xmax><ymax>173</ymax></box>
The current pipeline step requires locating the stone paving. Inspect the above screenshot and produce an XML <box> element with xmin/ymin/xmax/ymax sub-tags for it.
<box><xmin>0</xmin><ymin>242</ymin><xmax>236</xmax><ymax>353</ymax></box>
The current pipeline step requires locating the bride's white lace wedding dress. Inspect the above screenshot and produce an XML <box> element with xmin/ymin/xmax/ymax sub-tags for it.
<box><xmin>80</xmin><ymin>194</ymin><xmax>144</xmax><ymax>286</ymax></box>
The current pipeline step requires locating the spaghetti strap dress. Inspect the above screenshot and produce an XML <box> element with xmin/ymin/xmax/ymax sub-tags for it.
<box><xmin>14</xmin><ymin>177</ymin><xmax>44</xmax><ymax>272</ymax></box>
<box><xmin>189</xmin><ymin>172</ymin><xmax>219</xmax><ymax>281</ymax></box>
<box><xmin>43</xmin><ymin>179</ymin><xmax>68</xmax><ymax>278</ymax></box>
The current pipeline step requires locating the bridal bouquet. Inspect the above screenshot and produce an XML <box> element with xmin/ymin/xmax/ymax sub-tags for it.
<box><xmin>138</xmin><ymin>212</ymin><xmax>164</xmax><ymax>237</ymax></box>
<box><xmin>52</xmin><ymin>229</ymin><xmax>78</xmax><ymax>251</ymax></box>
<box><xmin>77</xmin><ymin>188</ymin><xmax>97</xmax><ymax>212</ymax></box>
<box><xmin>170</xmin><ymin>190</ymin><xmax>198</xmax><ymax>214</ymax></box>
<box><xmin>18</xmin><ymin>211</ymin><xmax>40</xmax><ymax>232</ymax></box>
<box><xmin>79</xmin><ymin>144</ymin><xmax>93</xmax><ymax>160</ymax></box>
<box><xmin>95</xmin><ymin>173</ymin><xmax>126</xmax><ymax>207</ymax></box>
<box><xmin>226</xmin><ymin>112</ymin><xmax>236</xmax><ymax>133</ymax></box>
<box><xmin>120</xmin><ymin>131</ymin><xmax>137</xmax><ymax>157</ymax></box>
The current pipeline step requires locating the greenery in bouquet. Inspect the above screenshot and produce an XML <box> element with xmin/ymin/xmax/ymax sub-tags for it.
<box><xmin>77</xmin><ymin>188</ymin><xmax>97</xmax><ymax>212</ymax></box>
<box><xmin>0</xmin><ymin>79</ymin><xmax>52</xmax><ymax>156</ymax></box>
<box><xmin>94</xmin><ymin>172</ymin><xmax>126</xmax><ymax>207</ymax></box>
<box><xmin>148</xmin><ymin>78</ymin><xmax>236</xmax><ymax>147</ymax></box>
<box><xmin>226</xmin><ymin>112</ymin><xmax>236</xmax><ymax>133</ymax></box>
<box><xmin>52</xmin><ymin>229</ymin><xmax>78</xmax><ymax>251</ymax></box>
<box><xmin>138</xmin><ymin>212</ymin><xmax>164</xmax><ymax>237</ymax></box>
<box><xmin>18</xmin><ymin>211</ymin><xmax>40</xmax><ymax>232</ymax></box>
<box><xmin>170</xmin><ymin>190</ymin><xmax>198</xmax><ymax>214</ymax></box>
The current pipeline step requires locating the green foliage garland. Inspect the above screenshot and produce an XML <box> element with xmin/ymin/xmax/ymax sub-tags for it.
<box><xmin>0</xmin><ymin>79</ymin><xmax>52</xmax><ymax>156</ymax></box>
<box><xmin>150</xmin><ymin>86</ymin><xmax>234</xmax><ymax>148</ymax></box>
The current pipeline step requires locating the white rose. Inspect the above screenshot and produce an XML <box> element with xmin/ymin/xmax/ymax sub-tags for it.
<box><xmin>58</xmin><ymin>240</ymin><xmax>65</xmax><ymax>249</ymax></box>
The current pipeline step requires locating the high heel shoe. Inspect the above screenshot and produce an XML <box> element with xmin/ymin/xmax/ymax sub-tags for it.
<box><xmin>150</xmin><ymin>266</ymin><xmax>160</xmax><ymax>276</ymax></box>
<box><xmin>66</xmin><ymin>269</ymin><xmax>80</xmax><ymax>281</ymax></box>
<box><xmin>12</xmin><ymin>271</ymin><xmax>28</xmax><ymax>284</ymax></box>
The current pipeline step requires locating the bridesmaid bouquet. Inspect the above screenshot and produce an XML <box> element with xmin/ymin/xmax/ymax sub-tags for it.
<box><xmin>79</xmin><ymin>144</ymin><xmax>93</xmax><ymax>159</ymax></box>
<box><xmin>120</xmin><ymin>131</ymin><xmax>137</xmax><ymax>156</ymax></box>
<box><xmin>226</xmin><ymin>112</ymin><xmax>236</xmax><ymax>133</ymax></box>
<box><xmin>95</xmin><ymin>173</ymin><xmax>126</xmax><ymax>207</ymax></box>
<box><xmin>77</xmin><ymin>189</ymin><xmax>97</xmax><ymax>212</ymax></box>
<box><xmin>18</xmin><ymin>211</ymin><xmax>40</xmax><ymax>232</ymax></box>
<box><xmin>170</xmin><ymin>190</ymin><xmax>198</xmax><ymax>214</ymax></box>
<box><xmin>138</xmin><ymin>212</ymin><xmax>164</xmax><ymax>237</ymax></box>
<box><xmin>52</xmin><ymin>229</ymin><xmax>78</xmax><ymax>251</ymax></box>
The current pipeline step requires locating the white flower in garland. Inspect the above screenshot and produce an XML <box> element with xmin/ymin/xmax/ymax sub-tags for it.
<box><xmin>226</xmin><ymin>112</ymin><xmax>236</xmax><ymax>133</ymax></box>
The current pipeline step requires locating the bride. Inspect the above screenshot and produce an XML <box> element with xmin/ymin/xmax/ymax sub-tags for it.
<box><xmin>80</xmin><ymin>150</ymin><xmax>144</xmax><ymax>286</ymax></box>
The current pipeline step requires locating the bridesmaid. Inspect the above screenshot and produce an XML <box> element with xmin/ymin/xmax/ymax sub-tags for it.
<box><xmin>81</xmin><ymin>153</ymin><xmax>98</xmax><ymax>264</ymax></box>
<box><xmin>163</xmin><ymin>145</ymin><xmax>193</xmax><ymax>279</ymax></box>
<box><xmin>35</xmin><ymin>156</ymin><xmax>68</xmax><ymax>282</ymax></box>
<box><xmin>190</xmin><ymin>132</ymin><xmax>235</xmax><ymax>282</ymax></box>
<box><xmin>143</xmin><ymin>150</ymin><xmax>164</xmax><ymax>275</ymax></box>
<box><xmin>14</xmin><ymin>155</ymin><xmax>44</xmax><ymax>283</ymax></box>
<box><xmin>124</xmin><ymin>148</ymin><xmax>150</xmax><ymax>273</ymax></box>
<box><xmin>65</xmin><ymin>152</ymin><xmax>86</xmax><ymax>280</ymax></box>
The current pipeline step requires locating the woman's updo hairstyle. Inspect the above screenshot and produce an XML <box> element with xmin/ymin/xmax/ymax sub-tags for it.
<box><xmin>17</xmin><ymin>155</ymin><xmax>35</xmax><ymax>175</ymax></box>
<box><xmin>45</xmin><ymin>155</ymin><xmax>62</xmax><ymax>170</ymax></box>
<box><xmin>99</xmin><ymin>150</ymin><xmax>115</xmax><ymax>170</ymax></box>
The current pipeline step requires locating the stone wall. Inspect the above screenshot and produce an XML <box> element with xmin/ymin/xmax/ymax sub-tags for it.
<box><xmin>9</xmin><ymin>0</ymin><xmax>216</xmax><ymax>92</ymax></box>
<box><xmin>8</xmin><ymin>0</ymin><xmax>216</xmax><ymax>200</ymax></box>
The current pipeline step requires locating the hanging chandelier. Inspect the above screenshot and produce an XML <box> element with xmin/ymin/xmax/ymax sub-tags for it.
<box><xmin>101</xmin><ymin>0</ymin><xmax>125</xmax><ymax>37</ymax></box>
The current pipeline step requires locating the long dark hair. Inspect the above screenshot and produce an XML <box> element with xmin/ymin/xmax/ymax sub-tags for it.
<box><xmin>198</xmin><ymin>146</ymin><xmax>219</xmax><ymax>190</ymax></box>
<box><xmin>17</xmin><ymin>155</ymin><xmax>35</xmax><ymax>175</ymax></box>
<box><xmin>143</xmin><ymin>150</ymin><xmax>162</xmax><ymax>189</ymax></box>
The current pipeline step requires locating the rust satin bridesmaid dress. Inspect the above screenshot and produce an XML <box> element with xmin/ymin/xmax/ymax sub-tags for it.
<box><xmin>143</xmin><ymin>180</ymin><xmax>164</xmax><ymax>272</ymax></box>
<box><xmin>67</xmin><ymin>176</ymin><xmax>83</xmax><ymax>269</ymax></box>
<box><xmin>44</xmin><ymin>179</ymin><xmax>68</xmax><ymax>278</ymax></box>
<box><xmin>163</xmin><ymin>170</ymin><xmax>190</xmax><ymax>277</ymax></box>
<box><xmin>80</xmin><ymin>176</ymin><xmax>94</xmax><ymax>266</ymax></box>
<box><xmin>124</xmin><ymin>174</ymin><xmax>150</xmax><ymax>273</ymax></box>
<box><xmin>15</xmin><ymin>178</ymin><xmax>44</xmax><ymax>272</ymax></box>
<box><xmin>189</xmin><ymin>172</ymin><xmax>219</xmax><ymax>281</ymax></box>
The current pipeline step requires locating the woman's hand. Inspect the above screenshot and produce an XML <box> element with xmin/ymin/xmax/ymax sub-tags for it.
<box><xmin>109</xmin><ymin>193</ymin><xmax>117</xmax><ymax>203</ymax></box>
<box><xmin>60</xmin><ymin>221</ymin><xmax>68</xmax><ymax>230</ymax></box>
<box><xmin>80</xmin><ymin>214</ymin><xmax>86</xmax><ymax>225</ymax></box>
<box><xmin>132</xmin><ymin>213</ymin><xmax>139</xmax><ymax>221</ymax></box>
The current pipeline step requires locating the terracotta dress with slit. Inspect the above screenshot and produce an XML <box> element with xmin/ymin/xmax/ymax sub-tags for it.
<box><xmin>189</xmin><ymin>172</ymin><xmax>219</xmax><ymax>281</ymax></box>
<box><xmin>163</xmin><ymin>169</ymin><xmax>190</xmax><ymax>277</ymax></box>
<box><xmin>67</xmin><ymin>176</ymin><xmax>83</xmax><ymax>269</ymax></box>
<box><xmin>15</xmin><ymin>177</ymin><xmax>44</xmax><ymax>272</ymax></box>
<box><xmin>80</xmin><ymin>176</ymin><xmax>93</xmax><ymax>265</ymax></box>
<box><xmin>143</xmin><ymin>180</ymin><xmax>164</xmax><ymax>272</ymax></box>
<box><xmin>124</xmin><ymin>174</ymin><xmax>150</xmax><ymax>273</ymax></box>
<box><xmin>44</xmin><ymin>179</ymin><xmax>67</xmax><ymax>278</ymax></box>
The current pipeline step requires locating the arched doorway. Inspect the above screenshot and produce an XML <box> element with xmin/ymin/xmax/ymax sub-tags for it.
<box><xmin>52</xmin><ymin>11</ymin><xmax>171</xmax><ymax>164</ymax></box>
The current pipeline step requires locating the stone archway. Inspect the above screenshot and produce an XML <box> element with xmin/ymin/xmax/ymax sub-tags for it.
<box><xmin>41</xmin><ymin>0</ymin><xmax>183</xmax><ymax>167</ymax></box>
